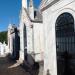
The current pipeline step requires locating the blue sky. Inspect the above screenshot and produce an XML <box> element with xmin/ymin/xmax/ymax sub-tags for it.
<box><xmin>0</xmin><ymin>0</ymin><xmax>41</xmax><ymax>32</ymax></box>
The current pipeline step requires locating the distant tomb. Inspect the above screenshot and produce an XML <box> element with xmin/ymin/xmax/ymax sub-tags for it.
<box><xmin>8</xmin><ymin>24</ymin><xmax>20</xmax><ymax>60</ymax></box>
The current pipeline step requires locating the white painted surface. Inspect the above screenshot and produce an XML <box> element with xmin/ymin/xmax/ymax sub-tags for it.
<box><xmin>42</xmin><ymin>0</ymin><xmax>75</xmax><ymax>75</ymax></box>
<box><xmin>22</xmin><ymin>0</ymin><xmax>27</xmax><ymax>9</ymax></box>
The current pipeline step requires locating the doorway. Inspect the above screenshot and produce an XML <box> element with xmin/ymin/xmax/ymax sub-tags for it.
<box><xmin>55</xmin><ymin>12</ymin><xmax>75</xmax><ymax>75</ymax></box>
<box><xmin>23</xmin><ymin>24</ymin><xmax>27</xmax><ymax>60</ymax></box>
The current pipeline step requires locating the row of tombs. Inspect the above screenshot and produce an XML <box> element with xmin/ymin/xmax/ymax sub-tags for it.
<box><xmin>7</xmin><ymin>0</ymin><xmax>75</xmax><ymax>75</ymax></box>
<box><xmin>7</xmin><ymin>0</ymin><xmax>44</xmax><ymax>75</ymax></box>
<box><xmin>8</xmin><ymin>23</ymin><xmax>43</xmax><ymax>75</ymax></box>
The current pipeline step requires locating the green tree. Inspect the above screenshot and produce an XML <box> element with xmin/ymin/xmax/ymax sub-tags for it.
<box><xmin>0</xmin><ymin>31</ymin><xmax>7</xmax><ymax>44</ymax></box>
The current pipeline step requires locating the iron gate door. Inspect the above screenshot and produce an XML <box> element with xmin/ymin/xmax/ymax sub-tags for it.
<box><xmin>55</xmin><ymin>12</ymin><xmax>75</xmax><ymax>75</ymax></box>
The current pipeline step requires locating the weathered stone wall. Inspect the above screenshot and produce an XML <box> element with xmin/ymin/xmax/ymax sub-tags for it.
<box><xmin>33</xmin><ymin>22</ymin><xmax>44</xmax><ymax>62</ymax></box>
<box><xmin>42</xmin><ymin>0</ymin><xmax>75</xmax><ymax>75</ymax></box>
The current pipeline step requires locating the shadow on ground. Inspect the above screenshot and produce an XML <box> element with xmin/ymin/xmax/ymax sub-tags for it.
<box><xmin>0</xmin><ymin>55</ymin><xmax>29</xmax><ymax>75</ymax></box>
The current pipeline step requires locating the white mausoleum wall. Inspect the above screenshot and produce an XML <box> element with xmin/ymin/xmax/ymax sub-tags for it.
<box><xmin>33</xmin><ymin>22</ymin><xmax>44</xmax><ymax>62</ymax></box>
<box><xmin>20</xmin><ymin>8</ymin><xmax>33</xmax><ymax>62</ymax></box>
<box><xmin>19</xmin><ymin>16</ymin><xmax>25</xmax><ymax>61</ymax></box>
<box><xmin>42</xmin><ymin>0</ymin><xmax>75</xmax><ymax>75</ymax></box>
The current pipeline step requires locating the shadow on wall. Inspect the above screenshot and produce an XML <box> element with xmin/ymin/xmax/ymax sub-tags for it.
<box><xmin>21</xmin><ymin>53</ymin><xmax>40</xmax><ymax>75</ymax></box>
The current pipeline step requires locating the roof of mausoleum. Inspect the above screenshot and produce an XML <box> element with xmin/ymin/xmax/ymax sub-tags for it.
<box><xmin>40</xmin><ymin>0</ymin><xmax>60</xmax><ymax>11</ymax></box>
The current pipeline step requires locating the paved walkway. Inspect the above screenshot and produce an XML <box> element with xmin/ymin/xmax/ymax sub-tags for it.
<box><xmin>0</xmin><ymin>56</ymin><xmax>29</xmax><ymax>75</ymax></box>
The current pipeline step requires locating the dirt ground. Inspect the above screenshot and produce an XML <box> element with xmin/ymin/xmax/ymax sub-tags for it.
<box><xmin>0</xmin><ymin>56</ymin><xmax>29</xmax><ymax>75</ymax></box>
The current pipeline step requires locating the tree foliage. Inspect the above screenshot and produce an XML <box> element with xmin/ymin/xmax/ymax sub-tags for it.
<box><xmin>0</xmin><ymin>31</ymin><xmax>7</xmax><ymax>44</ymax></box>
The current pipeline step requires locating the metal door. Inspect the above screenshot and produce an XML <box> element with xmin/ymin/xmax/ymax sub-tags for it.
<box><xmin>55</xmin><ymin>12</ymin><xmax>75</xmax><ymax>75</ymax></box>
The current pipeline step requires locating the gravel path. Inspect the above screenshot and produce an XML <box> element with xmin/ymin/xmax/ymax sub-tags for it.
<box><xmin>0</xmin><ymin>56</ymin><xmax>29</xmax><ymax>75</ymax></box>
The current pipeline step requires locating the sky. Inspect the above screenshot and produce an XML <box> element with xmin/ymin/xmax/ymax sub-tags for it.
<box><xmin>0</xmin><ymin>0</ymin><xmax>41</xmax><ymax>32</ymax></box>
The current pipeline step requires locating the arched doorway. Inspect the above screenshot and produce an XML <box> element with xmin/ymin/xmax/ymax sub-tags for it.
<box><xmin>55</xmin><ymin>12</ymin><xmax>75</xmax><ymax>75</ymax></box>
